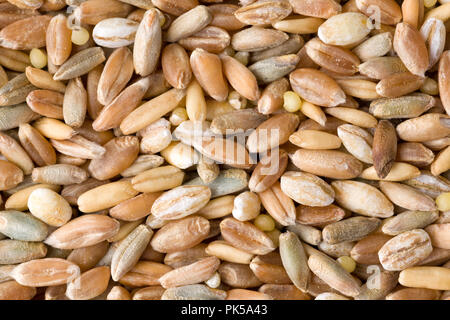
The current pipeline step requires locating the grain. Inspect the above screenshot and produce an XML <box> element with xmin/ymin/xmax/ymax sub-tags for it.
<box><xmin>290</xmin><ymin>68</ymin><xmax>346</xmax><ymax>107</ymax></box>
<box><xmin>322</xmin><ymin>216</ymin><xmax>381</xmax><ymax>244</ymax></box>
<box><xmin>0</xmin><ymin>281</ymin><xmax>36</xmax><ymax>300</ymax></box>
<box><xmin>287</xmin><ymin>223</ymin><xmax>322</xmax><ymax>246</ymax></box>
<box><xmin>251</xmin><ymin>34</ymin><xmax>304</xmax><ymax>63</ymax></box>
<box><xmin>12</xmin><ymin>258</ymin><xmax>80</xmax><ymax>287</ymax></box>
<box><xmin>249</xmin><ymin>149</ymin><xmax>288</xmax><ymax>193</ymax></box>
<box><xmin>249</xmin><ymin>54</ymin><xmax>300</xmax><ymax>85</ymax></box>
<box><xmin>317</xmin><ymin>12</ymin><xmax>371</xmax><ymax>46</ymax></box>
<box><xmin>393</xmin><ymin>22</ymin><xmax>429</xmax><ymax>76</ymax></box>
<box><xmin>379</xmin><ymin>181</ymin><xmax>437</xmax><ymax>211</ymax></box>
<box><xmin>308</xmin><ymin>253</ymin><xmax>361</xmax><ymax>297</ymax></box>
<box><xmin>317</xmin><ymin>241</ymin><xmax>354</xmax><ymax>261</ymax></box>
<box><xmin>420</xmin><ymin>18</ymin><xmax>446</xmax><ymax>69</ymax></box>
<box><xmin>179</xmin><ymin>26</ymin><xmax>231</xmax><ymax>54</ymax></box>
<box><xmin>220</xmin><ymin>217</ymin><xmax>276</xmax><ymax>255</ymax></box>
<box><xmin>439</xmin><ymin>51</ymin><xmax>450</xmax><ymax>115</ymax></box>
<box><xmin>425</xmin><ymin>223</ymin><xmax>450</xmax><ymax>249</ymax></box>
<box><xmin>53</xmin><ymin>47</ymin><xmax>106</xmax><ymax>81</ymax></box>
<box><xmin>88</xmin><ymin>136</ymin><xmax>139</xmax><ymax>180</ymax></box>
<box><xmin>0</xmin><ymin>240</ymin><xmax>47</xmax><ymax>264</ymax></box>
<box><xmin>32</xmin><ymin>164</ymin><xmax>88</xmax><ymax>185</ymax></box>
<box><xmin>151</xmin><ymin>216</ymin><xmax>210</xmax><ymax>253</ymax></box>
<box><xmin>185</xmin><ymin>169</ymin><xmax>248</xmax><ymax>198</ymax></box>
<box><xmin>93</xmin><ymin>77</ymin><xmax>150</xmax><ymax>131</ymax></box>
<box><xmin>159</xmin><ymin>256</ymin><xmax>220</xmax><ymax>288</ymax></box>
<box><xmin>369</xmin><ymin>94</ymin><xmax>435</xmax><ymax>119</ymax></box>
<box><xmin>221</xmin><ymin>55</ymin><xmax>259</xmax><ymax>101</ymax></box>
<box><xmin>0</xmin><ymin>210</ymin><xmax>48</xmax><ymax>242</ymax></box>
<box><xmin>66</xmin><ymin>266</ymin><xmax>110</xmax><ymax>300</ymax></box>
<box><xmin>67</xmin><ymin>241</ymin><xmax>109</xmax><ymax>272</ymax></box>
<box><xmin>120</xmin><ymin>88</ymin><xmax>186</xmax><ymax>134</ymax></box>
<box><xmin>0</xmin><ymin>160</ymin><xmax>23</xmax><ymax>191</ymax></box>
<box><xmin>358</xmin><ymin>57</ymin><xmax>408</xmax><ymax>80</ymax></box>
<box><xmin>162</xmin><ymin>284</ymin><xmax>226</xmax><ymax>300</ymax></box>
<box><xmin>226</xmin><ymin>289</ymin><xmax>272</xmax><ymax>300</ymax></box>
<box><xmin>92</xmin><ymin>18</ymin><xmax>139</xmax><ymax>48</ymax></box>
<box><xmin>353</xmin><ymin>33</ymin><xmax>393</xmax><ymax>62</ymax></box>
<box><xmin>111</xmin><ymin>224</ymin><xmax>153</xmax><ymax>281</ymax></box>
<box><xmin>190</xmin><ymin>48</ymin><xmax>228</xmax><ymax>102</ymax></box>
<box><xmin>247</xmin><ymin>113</ymin><xmax>299</xmax><ymax>153</ymax></box>
<box><xmin>50</xmin><ymin>135</ymin><xmax>106</xmax><ymax>160</ymax></box>
<box><xmin>386</xmin><ymin>287</ymin><xmax>441</xmax><ymax>300</ymax></box>
<box><xmin>28</xmin><ymin>188</ymin><xmax>72</xmax><ymax>227</ymax></box>
<box><xmin>221</xmin><ymin>262</ymin><xmax>262</xmax><ymax>288</ymax></box>
<box><xmin>297</xmin><ymin>205</ymin><xmax>346</xmax><ymax>228</ymax></box>
<box><xmin>74</xmin><ymin>0</ymin><xmax>132</xmax><ymax>25</ymax></box>
<box><xmin>0</xmin><ymin>73</ymin><xmax>36</xmax><ymax>106</ymax></box>
<box><xmin>279</xmin><ymin>231</ymin><xmax>310</xmax><ymax>292</ymax></box>
<box><xmin>273</xmin><ymin>17</ymin><xmax>324</xmax><ymax>34</ymax></box>
<box><xmin>119</xmin><ymin>261</ymin><xmax>172</xmax><ymax>287</ymax></box>
<box><xmin>97</xmin><ymin>47</ymin><xmax>134</xmax><ymax>106</ymax></box>
<box><xmin>291</xmin><ymin>149</ymin><xmax>363</xmax><ymax>180</ymax></box>
<box><xmin>232</xmin><ymin>191</ymin><xmax>260</xmax><ymax>222</ymax></box>
<box><xmin>46</xmin><ymin>14</ymin><xmax>71</xmax><ymax>66</ymax></box>
<box><xmin>131</xmin><ymin>286</ymin><xmax>164</xmax><ymax>300</ymax></box>
<box><xmin>0</xmin><ymin>15</ymin><xmax>51</xmax><ymax>50</ymax></box>
<box><xmin>86</xmin><ymin>64</ymin><xmax>103</xmax><ymax>120</ymax></box>
<box><xmin>306</xmin><ymin>37</ymin><xmax>359</xmax><ymax>75</ymax></box>
<box><xmin>289</xmin><ymin>0</ymin><xmax>341</xmax><ymax>19</ymax></box>
<box><xmin>337</xmin><ymin>124</ymin><xmax>373</xmax><ymax>164</ymax></box>
<box><xmin>165</xmin><ymin>5</ymin><xmax>212</xmax><ymax>42</ymax></box>
<box><xmin>0</xmin><ymin>0</ymin><xmax>447</xmax><ymax>300</ymax></box>
<box><xmin>235</xmin><ymin>0</ymin><xmax>291</xmax><ymax>25</ymax></box>
<box><xmin>44</xmin><ymin>214</ymin><xmax>120</xmax><ymax>249</ymax></box>
<box><xmin>120</xmin><ymin>155</ymin><xmax>164</xmax><ymax>178</ymax></box>
<box><xmin>383</xmin><ymin>210</ymin><xmax>439</xmax><ymax>236</ymax></box>
<box><xmin>193</xmin><ymin>136</ymin><xmax>251</xmax><ymax>169</ymax></box>
<box><xmin>356</xmin><ymin>0</ymin><xmax>402</xmax><ymax>25</ymax></box>
<box><xmin>396</xmin><ymin>114</ymin><xmax>450</xmax><ymax>142</ymax></box>
<box><xmin>107</xmin><ymin>285</ymin><xmax>131</xmax><ymax>300</ymax></box>
<box><xmin>280</xmin><ymin>171</ymin><xmax>334</xmax><ymax>207</ymax></box>
<box><xmin>0</xmin><ymin>47</ymin><xmax>31</xmax><ymax>72</ymax></box>
<box><xmin>249</xmin><ymin>253</ymin><xmax>290</xmax><ymax>285</ymax></box>
<box><xmin>109</xmin><ymin>192</ymin><xmax>161</xmax><ymax>222</ymax></box>
<box><xmin>372</xmin><ymin>120</ymin><xmax>397</xmax><ymax>179</ymax></box>
<box><xmin>151</xmin><ymin>0</ymin><xmax>197</xmax><ymax>16</ymax></box>
<box><xmin>376</xmin><ymin>72</ymin><xmax>425</xmax><ymax>98</ymax></box>
<box><xmin>151</xmin><ymin>185</ymin><xmax>211</xmax><ymax>220</ymax></box>
<box><xmin>399</xmin><ymin>267</ymin><xmax>450</xmax><ymax>290</ymax></box>
<box><xmin>231</xmin><ymin>26</ymin><xmax>288</xmax><ymax>52</ymax></box>
<box><xmin>5</xmin><ymin>184</ymin><xmax>60</xmax><ymax>211</ymax></box>
<box><xmin>289</xmin><ymin>129</ymin><xmax>341</xmax><ymax>150</ymax></box>
<box><xmin>350</xmin><ymin>234</ymin><xmax>392</xmax><ymax>264</ymax></box>
<box><xmin>379</xmin><ymin>229</ymin><xmax>433</xmax><ymax>271</ymax></box>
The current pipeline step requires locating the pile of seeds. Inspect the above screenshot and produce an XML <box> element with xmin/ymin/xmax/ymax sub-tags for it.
<box><xmin>0</xmin><ymin>0</ymin><xmax>449</xmax><ymax>301</ymax></box>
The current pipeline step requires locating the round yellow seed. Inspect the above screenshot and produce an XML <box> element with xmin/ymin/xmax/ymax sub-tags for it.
<box><xmin>436</xmin><ymin>192</ymin><xmax>450</xmax><ymax>212</ymax></box>
<box><xmin>337</xmin><ymin>256</ymin><xmax>356</xmax><ymax>273</ymax></box>
<box><xmin>283</xmin><ymin>91</ymin><xmax>302</xmax><ymax>112</ymax></box>
<box><xmin>420</xmin><ymin>77</ymin><xmax>439</xmax><ymax>95</ymax></box>
<box><xmin>29</xmin><ymin>48</ymin><xmax>47</xmax><ymax>69</ymax></box>
<box><xmin>170</xmin><ymin>107</ymin><xmax>188</xmax><ymax>126</ymax></box>
<box><xmin>233</xmin><ymin>51</ymin><xmax>248</xmax><ymax>65</ymax></box>
<box><xmin>155</xmin><ymin>9</ymin><xmax>166</xmax><ymax>27</ymax></box>
<box><xmin>266</xmin><ymin>228</ymin><xmax>281</xmax><ymax>247</ymax></box>
<box><xmin>71</xmin><ymin>27</ymin><xmax>90</xmax><ymax>46</ymax></box>
<box><xmin>424</xmin><ymin>0</ymin><xmax>437</xmax><ymax>7</ymax></box>
<box><xmin>254</xmin><ymin>214</ymin><xmax>275</xmax><ymax>232</ymax></box>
